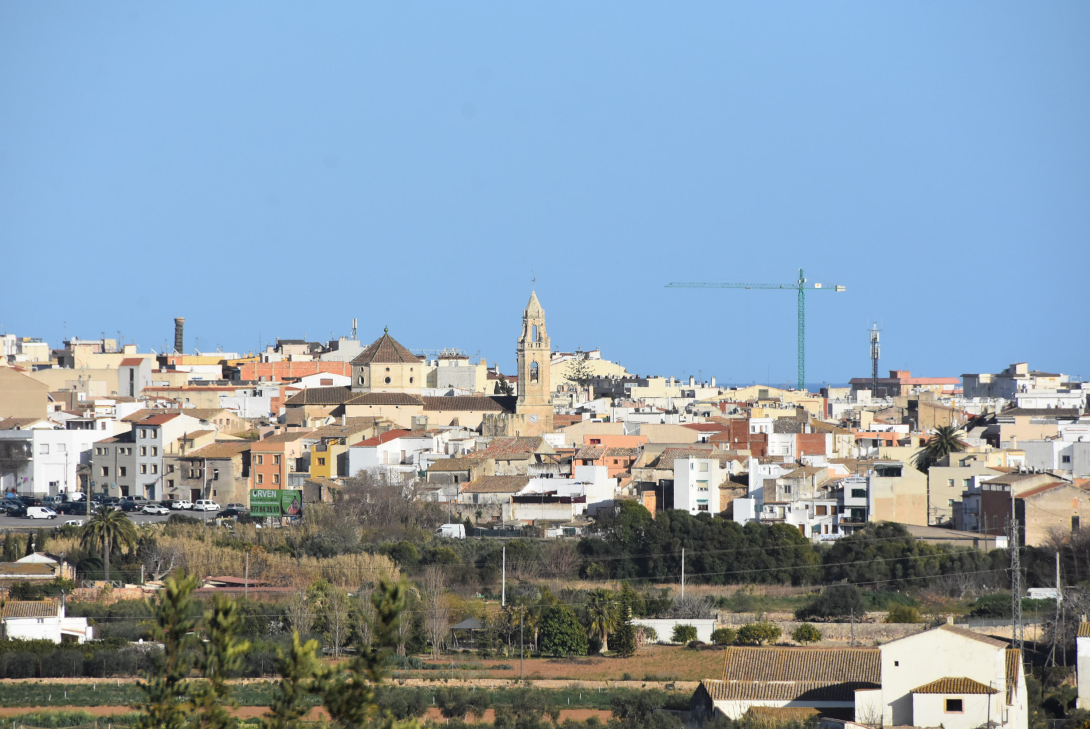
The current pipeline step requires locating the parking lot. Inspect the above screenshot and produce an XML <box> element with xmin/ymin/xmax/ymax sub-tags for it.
<box><xmin>0</xmin><ymin>508</ymin><xmax>231</xmax><ymax>530</ymax></box>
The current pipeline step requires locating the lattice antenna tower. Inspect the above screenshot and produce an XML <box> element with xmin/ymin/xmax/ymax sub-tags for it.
<box><xmin>869</xmin><ymin>323</ymin><xmax>881</xmax><ymax>398</ymax></box>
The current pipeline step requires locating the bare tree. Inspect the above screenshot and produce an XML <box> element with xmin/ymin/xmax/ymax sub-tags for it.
<box><xmin>541</xmin><ymin>541</ymin><xmax>580</xmax><ymax>589</ymax></box>
<box><xmin>142</xmin><ymin>544</ymin><xmax>180</xmax><ymax>581</ymax></box>
<box><xmin>285</xmin><ymin>590</ymin><xmax>314</xmax><ymax>638</ymax></box>
<box><xmin>336</xmin><ymin>470</ymin><xmax>445</xmax><ymax>538</ymax></box>
<box><xmin>353</xmin><ymin>586</ymin><xmax>376</xmax><ymax>649</ymax></box>
<box><xmin>420</xmin><ymin>565</ymin><xmax>451</xmax><ymax>657</ymax></box>
<box><xmin>324</xmin><ymin>587</ymin><xmax>351</xmax><ymax>659</ymax></box>
<box><xmin>669</xmin><ymin>594</ymin><xmax>714</xmax><ymax>619</ymax></box>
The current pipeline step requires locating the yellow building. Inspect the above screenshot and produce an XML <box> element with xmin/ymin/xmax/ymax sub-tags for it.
<box><xmin>350</xmin><ymin>329</ymin><xmax>424</xmax><ymax>395</ymax></box>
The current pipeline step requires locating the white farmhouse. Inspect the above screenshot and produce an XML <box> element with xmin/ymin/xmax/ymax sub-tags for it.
<box><xmin>692</xmin><ymin>625</ymin><xmax>1026</xmax><ymax>729</ymax></box>
<box><xmin>1</xmin><ymin>600</ymin><xmax>93</xmax><ymax>644</ymax></box>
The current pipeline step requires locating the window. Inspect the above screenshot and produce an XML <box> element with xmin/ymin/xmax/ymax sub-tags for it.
<box><xmin>140</xmin><ymin>464</ymin><xmax>147</xmax><ymax>474</ymax></box>
<box><xmin>273</xmin><ymin>455</ymin><xmax>281</xmax><ymax>465</ymax></box>
<box><xmin>948</xmin><ymin>479</ymin><xmax>955</xmax><ymax>488</ymax></box>
<box><xmin>318</xmin><ymin>458</ymin><xmax>326</xmax><ymax>467</ymax></box>
<box><xmin>257</xmin><ymin>474</ymin><xmax>264</xmax><ymax>484</ymax></box>
<box><xmin>56</xmin><ymin>443</ymin><xmax>65</xmax><ymax>453</ymax></box>
<box><xmin>816</xmin><ymin>505</ymin><xmax>827</xmax><ymax>516</ymax></box>
<box><xmin>1073</xmin><ymin>516</ymin><xmax>1081</xmax><ymax>533</ymax></box>
<box><xmin>963</xmin><ymin>478</ymin><xmax>971</xmax><ymax>488</ymax></box>
<box><xmin>945</xmin><ymin>699</ymin><xmax>963</xmax><ymax>713</ymax></box>
<box><xmin>168</xmin><ymin>464</ymin><xmax>175</xmax><ymax>473</ymax></box>
<box><xmin>697</xmin><ymin>504</ymin><xmax>709</xmax><ymax>511</ymax></box>
<box><xmin>213</xmin><ymin>469</ymin><xmax>219</xmax><ymax>481</ymax></box>
<box><xmin>39</xmin><ymin>444</ymin><xmax>49</xmax><ymax>454</ymax></box>
<box><xmin>151</xmin><ymin>447</ymin><xmax>158</xmax><ymax>456</ymax></box>
<box><xmin>384</xmin><ymin>377</ymin><xmax>391</xmax><ymax>384</ymax></box>
<box><xmin>784</xmin><ymin>484</ymin><xmax>792</xmax><ymax>494</ymax></box>
<box><xmin>409</xmin><ymin>377</ymin><xmax>414</xmax><ymax>383</ymax></box>
<box><xmin>530</xmin><ymin>361</ymin><xmax>539</xmax><ymax>383</ymax></box>
<box><xmin>699</xmin><ymin>462</ymin><xmax>709</xmax><ymax>472</ymax></box>
<box><xmin>167</xmin><ymin>479</ymin><xmax>174</xmax><ymax>489</ymax></box>
<box><xmin>358</xmin><ymin>375</ymin><xmax>364</xmax><ymax>385</ymax></box>
<box><xmin>140</xmin><ymin>447</ymin><xmax>147</xmax><ymax>456</ymax></box>
<box><xmin>256</xmin><ymin>455</ymin><xmax>263</xmax><ymax>465</ymax></box>
<box><xmin>151</xmin><ymin>465</ymin><xmax>158</xmax><ymax>475</ymax></box>
<box><xmin>590</xmin><ymin>439</ymin><xmax>601</xmax><ymax>445</ymax></box>
<box><xmin>948</xmin><ymin>499</ymin><xmax>954</xmax><ymax>507</ymax></box>
<box><xmin>851</xmin><ymin>488</ymin><xmax>867</xmax><ymax>498</ymax></box>
<box><xmin>894</xmin><ymin>661</ymin><xmax>899</xmax><ymax>667</ymax></box>
<box><xmin>273</xmin><ymin>474</ymin><xmax>280</xmax><ymax>484</ymax></box>
<box><xmin>119</xmin><ymin>466</ymin><xmax>127</xmax><ymax>477</ymax></box>
<box><xmin>102</xmin><ymin>466</ymin><xmax>109</xmax><ymax>477</ymax></box>
<box><xmin>1063</xmin><ymin>455</ymin><xmax>1072</xmax><ymax>464</ymax></box>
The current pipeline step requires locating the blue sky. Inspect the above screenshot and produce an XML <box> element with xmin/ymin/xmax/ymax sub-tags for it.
<box><xmin>2</xmin><ymin>3</ymin><xmax>1088</xmax><ymax>385</ymax></box>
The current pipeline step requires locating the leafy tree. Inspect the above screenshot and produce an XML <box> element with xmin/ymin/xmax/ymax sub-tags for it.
<box><xmin>24</xmin><ymin>530</ymin><xmax>35</xmax><ymax>556</ymax></box>
<box><xmin>584</xmin><ymin>588</ymin><xmax>617</xmax><ymax>652</ymax></box>
<box><xmin>435</xmin><ymin>687</ymin><xmax>491</xmax><ymax>721</ymax></box>
<box><xmin>192</xmin><ymin>595</ymin><xmax>251</xmax><ymax>729</ymax></box>
<box><xmin>80</xmin><ymin>509</ymin><xmax>137</xmax><ymax>583</ymax></box>
<box><xmin>791</xmin><ymin>623</ymin><xmax>822</xmax><ymax>645</ymax></box>
<box><xmin>610</xmin><ymin>622</ymin><xmax>637</xmax><ymax>658</ymax></box>
<box><xmin>2</xmin><ymin>532</ymin><xmax>17</xmax><ymax>561</ymax></box>
<box><xmin>970</xmin><ymin>593</ymin><xmax>1012</xmax><ymax>618</ymax></box>
<box><xmin>737</xmin><ymin>623</ymin><xmax>782</xmax><ymax>646</ymax></box>
<box><xmin>710</xmin><ymin>627</ymin><xmax>736</xmax><ymax>646</ymax></box>
<box><xmin>494</xmin><ymin>688</ymin><xmax>560</xmax><ymax>729</ymax></box>
<box><xmin>135</xmin><ymin>572</ymin><xmax>201</xmax><ymax>729</ymax></box>
<box><xmin>566</xmin><ymin>352</ymin><xmax>595</xmax><ymax>390</ymax></box>
<box><xmin>262</xmin><ymin>632</ymin><xmax>324</xmax><ymax>729</ymax></box>
<box><xmin>796</xmin><ymin>585</ymin><xmax>867</xmax><ymax>621</ymax></box>
<box><xmin>913</xmin><ymin>425</ymin><xmax>968</xmax><ymax>473</ymax></box>
<box><xmin>885</xmin><ymin>604</ymin><xmax>921</xmax><ymax>624</ymax></box>
<box><xmin>494</xmin><ymin>374</ymin><xmax>514</xmax><ymax>396</ymax></box>
<box><xmin>671</xmin><ymin>624</ymin><xmax>698</xmax><ymax>644</ymax></box>
<box><xmin>538</xmin><ymin>605</ymin><xmax>588</xmax><ymax>657</ymax></box>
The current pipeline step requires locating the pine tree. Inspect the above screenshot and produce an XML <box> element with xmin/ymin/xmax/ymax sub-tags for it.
<box><xmin>135</xmin><ymin>572</ymin><xmax>201</xmax><ymax>729</ymax></box>
<box><xmin>24</xmin><ymin>531</ymin><xmax>34</xmax><ymax>556</ymax></box>
<box><xmin>36</xmin><ymin>528</ymin><xmax>48</xmax><ymax>553</ymax></box>
<box><xmin>2</xmin><ymin>533</ymin><xmax>16</xmax><ymax>562</ymax></box>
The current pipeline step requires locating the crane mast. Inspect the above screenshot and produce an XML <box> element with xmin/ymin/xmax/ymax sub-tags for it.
<box><xmin>667</xmin><ymin>269</ymin><xmax>845</xmax><ymax>391</ymax></box>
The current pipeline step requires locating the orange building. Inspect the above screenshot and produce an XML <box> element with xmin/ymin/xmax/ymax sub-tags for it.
<box><xmin>234</xmin><ymin>360</ymin><xmax>351</xmax><ymax>382</ymax></box>
<box><xmin>250</xmin><ymin>431</ymin><xmax>313</xmax><ymax>489</ymax></box>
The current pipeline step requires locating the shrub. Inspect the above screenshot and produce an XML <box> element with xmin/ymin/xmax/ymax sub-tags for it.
<box><xmin>40</xmin><ymin>650</ymin><xmax>83</xmax><ymax>678</ymax></box>
<box><xmin>685</xmin><ymin>640</ymin><xmax>706</xmax><ymax>650</ymax></box>
<box><xmin>610</xmin><ymin>622</ymin><xmax>637</xmax><ymax>658</ymax></box>
<box><xmin>671</xmin><ymin>624</ymin><xmax>698</xmax><ymax>644</ymax></box>
<box><xmin>711</xmin><ymin>627</ymin><xmax>736</xmax><ymax>646</ymax></box>
<box><xmin>795</xmin><ymin>585</ymin><xmax>867</xmax><ymax>621</ymax></box>
<box><xmin>791</xmin><ymin>623</ymin><xmax>822</xmax><ymax>645</ymax></box>
<box><xmin>885</xmin><ymin>604</ymin><xmax>921</xmax><ymax>624</ymax></box>
<box><xmin>970</xmin><ymin>593</ymin><xmax>1011</xmax><ymax>619</ymax></box>
<box><xmin>737</xmin><ymin>623</ymin><xmax>782</xmax><ymax>646</ymax></box>
<box><xmin>538</xmin><ymin>606</ymin><xmax>588</xmax><ymax>657</ymax></box>
<box><xmin>1</xmin><ymin>651</ymin><xmax>37</xmax><ymax>678</ymax></box>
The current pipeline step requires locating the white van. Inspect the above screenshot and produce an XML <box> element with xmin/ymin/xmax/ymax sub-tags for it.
<box><xmin>27</xmin><ymin>507</ymin><xmax>58</xmax><ymax>520</ymax></box>
<box><xmin>194</xmin><ymin>500</ymin><xmax>220</xmax><ymax>512</ymax></box>
<box><xmin>434</xmin><ymin>523</ymin><xmax>466</xmax><ymax>539</ymax></box>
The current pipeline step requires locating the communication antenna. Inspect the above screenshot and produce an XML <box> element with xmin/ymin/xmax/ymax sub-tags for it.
<box><xmin>869</xmin><ymin>323</ymin><xmax>881</xmax><ymax>397</ymax></box>
<box><xmin>351</xmin><ymin>318</ymin><xmax>358</xmax><ymax>340</ymax></box>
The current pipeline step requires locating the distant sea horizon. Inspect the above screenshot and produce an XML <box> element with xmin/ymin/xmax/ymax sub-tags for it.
<box><xmin>720</xmin><ymin>382</ymin><xmax>852</xmax><ymax>392</ymax></box>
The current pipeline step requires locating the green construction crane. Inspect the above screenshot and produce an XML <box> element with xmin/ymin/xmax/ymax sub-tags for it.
<box><xmin>666</xmin><ymin>269</ymin><xmax>845</xmax><ymax>391</ymax></box>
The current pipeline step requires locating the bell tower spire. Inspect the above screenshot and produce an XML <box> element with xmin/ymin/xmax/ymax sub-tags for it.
<box><xmin>515</xmin><ymin>290</ymin><xmax>553</xmax><ymax>434</ymax></box>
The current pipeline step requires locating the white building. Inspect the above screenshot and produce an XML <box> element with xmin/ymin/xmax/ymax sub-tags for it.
<box><xmin>1</xmin><ymin>599</ymin><xmax>93</xmax><ymax>644</ymax></box>
<box><xmin>673</xmin><ymin>456</ymin><xmax>722</xmax><ymax>515</ymax></box>
<box><xmin>694</xmin><ymin>624</ymin><xmax>1026</xmax><ymax>729</ymax></box>
<box><xmin>347</xmin><ymin>429</ymin><xmax>440</xmax><ymax>482</ymax></box>
<box><xmin>0</xmin><ymin>427</ymin><xmax>111</xmax><ymax>497</ymax></box>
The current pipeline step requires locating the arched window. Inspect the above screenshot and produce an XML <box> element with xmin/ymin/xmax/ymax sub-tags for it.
<box><xmin>358</xmin><ymin>375</ymin><xmax>365</xmax><ymax>385</ymax></box>
<box><xmin>531</xmin><ymin>324</ymin><xmax>538</xmax><ymax>343</ymax></box>
<box><xmin>530</xmin><ymin>361</ymin><xmax>539</xmax><ymax>383</ymax></box>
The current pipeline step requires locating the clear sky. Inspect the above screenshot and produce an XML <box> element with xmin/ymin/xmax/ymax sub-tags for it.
<box><xmin>2</xmin><ymin>3</ymin><xmax>1088</xmax><ymax>385</ymax></box>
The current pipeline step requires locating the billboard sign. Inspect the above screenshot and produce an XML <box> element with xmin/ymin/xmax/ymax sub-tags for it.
<box><xmin>249</xmin><ymin>489</ymin><xmax>303</xmax><ymax>518</ymax></box>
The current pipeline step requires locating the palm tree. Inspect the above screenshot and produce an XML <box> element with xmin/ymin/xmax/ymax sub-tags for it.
<box><xmin>914</xmin><ymin>425</ymin><xmax>968</xmax><ymax>473</ymax></box>
<box><xmin>584</xmin><ymin>588</ymin><xmax>617</xmax><ymax>653</ymax></box>
<box><xmin>80</xmin><ymin>509</ymin><xmax>137</xmax><ymax>583</ymax></box>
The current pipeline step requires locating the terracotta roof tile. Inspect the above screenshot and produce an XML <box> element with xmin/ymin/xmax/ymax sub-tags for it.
<box><xmin>723</xmin><ymin>646</ymin><xmax>880</xmax><ymax>683</ymax></box>
<box><xmin>461</xmin><ymin>475</ymin><xmax>531</xmax><ymax>494</ymax></box>
<box><xmin>350</xmin><ymin>331</ymin><xmax>422</xmax><ymax>365</ymax></box>
<box><xmin>913</xmin><ymin>677</ymin><xmax>998</xmax><ymax>694</ymax></box>
<box><xmin>181</xmin><ymin>442</ymin><xmax>251</xmax><ymax>460</ymax></box>
<box><xmin>284</xmin><ymin>387</ymin><xmax>355</xmax><ymax>406</ymax></box>
<box><xmin>1</xmin><ymin>600</ymin><xmax>60</xmax><ymax>619</ymax></box>
<box><xmin>428</xmin><ymin>457</ymin><xmax>485</xmax><ymax>472</ymax></box>
<box><xmin>422</xmin><ymin>396</ymin><xmax>516</xmax><ymax>413</ymax></box>
<box><xmin>700</xmin><ymin>679</ymin><xmax>876</xmax><ymax>702</ymax></box>
<box><xmin>354</xmin><ymin>429</ymin><xmax>412</xmax><ymax>447</ymax></box>
<box><xmin>347</xmin><ymin>392</ymin><xmax>424</xmax><ymax>407</ymax></box>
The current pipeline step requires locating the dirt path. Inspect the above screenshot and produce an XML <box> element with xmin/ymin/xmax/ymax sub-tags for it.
<box><xmin>0</xmin><ymin>706</ymin><xmax>613</xmax><ymax>723</ymax></box>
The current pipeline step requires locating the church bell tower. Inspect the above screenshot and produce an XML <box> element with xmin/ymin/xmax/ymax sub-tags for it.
<box><xmin>515</xmin><ymin>291</ymin><xmax>553</xmax><ymax>434</ymax></box>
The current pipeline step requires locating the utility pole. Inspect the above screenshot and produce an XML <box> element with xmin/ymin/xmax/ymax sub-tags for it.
<box><xmin>1010</xmin><ymin>505</ymin><xmax>1023</xmax><ymax>652</ymax></box>
<box><xmin>667</xmin><ymin>269</ymin><xmax>846</xmax><ymax>391</ymax></box>
<box><xmin>245</xmin><ymin>551</ymin><xmax>250</xmax><ymax>599</ymax></box>
<box><xmin>681</xmin><ymin>548</ymin><xmax>685</xmax><ymax>598</ymax></box>
<box><xmin>520</xmin><ymin>610</ymin><xmax>525</xmax><ymax>681</ymax></box>
<box><xmin>850</xmin><ymin>609</ymin><xmax>856</xmax><ymax>647</ymax></box>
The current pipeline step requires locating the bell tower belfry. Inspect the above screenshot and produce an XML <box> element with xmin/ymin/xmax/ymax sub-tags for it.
<box><xmin>514</xmin><ymin>291</ymin><xmax>553</xmax><ymax>435</ymax></box>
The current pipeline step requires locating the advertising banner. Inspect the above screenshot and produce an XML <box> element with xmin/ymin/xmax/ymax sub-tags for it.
<box><xmin>249</xmin><ymin>489</ymin><xmax>303</xmax><ymax>518</ymax></box>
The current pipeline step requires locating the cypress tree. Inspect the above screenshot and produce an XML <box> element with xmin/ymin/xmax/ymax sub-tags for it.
<box><xmin>24</xmin><ymin>531</ymin><xmax>35</xmax><ymax>556</ymax></box>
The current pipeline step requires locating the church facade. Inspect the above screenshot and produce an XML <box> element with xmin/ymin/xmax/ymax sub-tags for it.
<box><xmin>482</xmin><ymin>291</ymin><xmax>555</xmax><ymax>438</ymax></box>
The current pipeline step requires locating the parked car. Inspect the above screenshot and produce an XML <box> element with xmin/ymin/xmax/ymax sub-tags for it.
<box><xmin>63</xmin><ymin>519</ymin><xmax>84</xmax><ymax>527</ymax></box>
<box><xmin>225</xmin><ymin>503</ymin><xmax>248</xmax><ymax>513</ymax></box>
<box><xmin>57</xmin><ymin>502</ymin><xmax>94</xmax><ymax>515</ymax></box>
<box><xmin>171</xmin><ymin>500</ymin><xmax>194</xmax><ymax>510</ymax></box>
<box><xmin>19</xmin><ymin>496</ymin><xmax>44</xmax><ymax>507</ymax></box>
<box><xmin>27</xmin><ymin>507</ymin><xmax>58</xmax><ymax>520</ymax></box>
<box><xmin>0</xmin><ymin>499</ymin><xmax>24</xmax><ymax>513</ymax></box>
<box><xmin>6</xmin><ymin>506</ymin><xmax>28</xmax><ymax>518</ymax></box>
<box><xmin>120</xmin><ymin>497</ymin><xmax>147</xmax><ymax>512</ymax></box>
<box><xmin>142</xmin><ymin>504</ymin><xmax>170</xmax><ymax>515</ymax></box>
<box><xmin>193</xmin><ymin>500</ymin><xmax>220</xmax><ymax>512</ymax></box>
<box><xmin>217</xmin><ymin>508</ymin><xmax>245</xmax><ymax>519</ymax></box>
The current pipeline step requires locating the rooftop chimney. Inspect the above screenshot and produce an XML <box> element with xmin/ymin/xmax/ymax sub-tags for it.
<box><xmin>174</xmin><ymin>318</ymin><xmax>185</xmax><ymax>354</ymax></box>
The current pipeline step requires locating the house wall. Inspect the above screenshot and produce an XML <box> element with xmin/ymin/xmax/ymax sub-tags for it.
<box><xmin>1077</xmin><ymin>635</ymin><xmax>1090</xmax><ymax>709</ymax></box>
<box><xmin>0</xmin><ymin>367</ymin><xmax>51</xmax><ymax>418</ymax></box>
<box><xmin>869</xmin><ymin>466</ymin><xmax>929</xmax><ymax>526</ymax></box>
<box><xmin>1023</xmin><ymin>485</ymin><xmax>1090</xmax><ymax>547</ymax></box>
<box><xmin>912</xmin><ymin>693</ymin><xmax>992</xmax><ymax>729</ymax></box>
